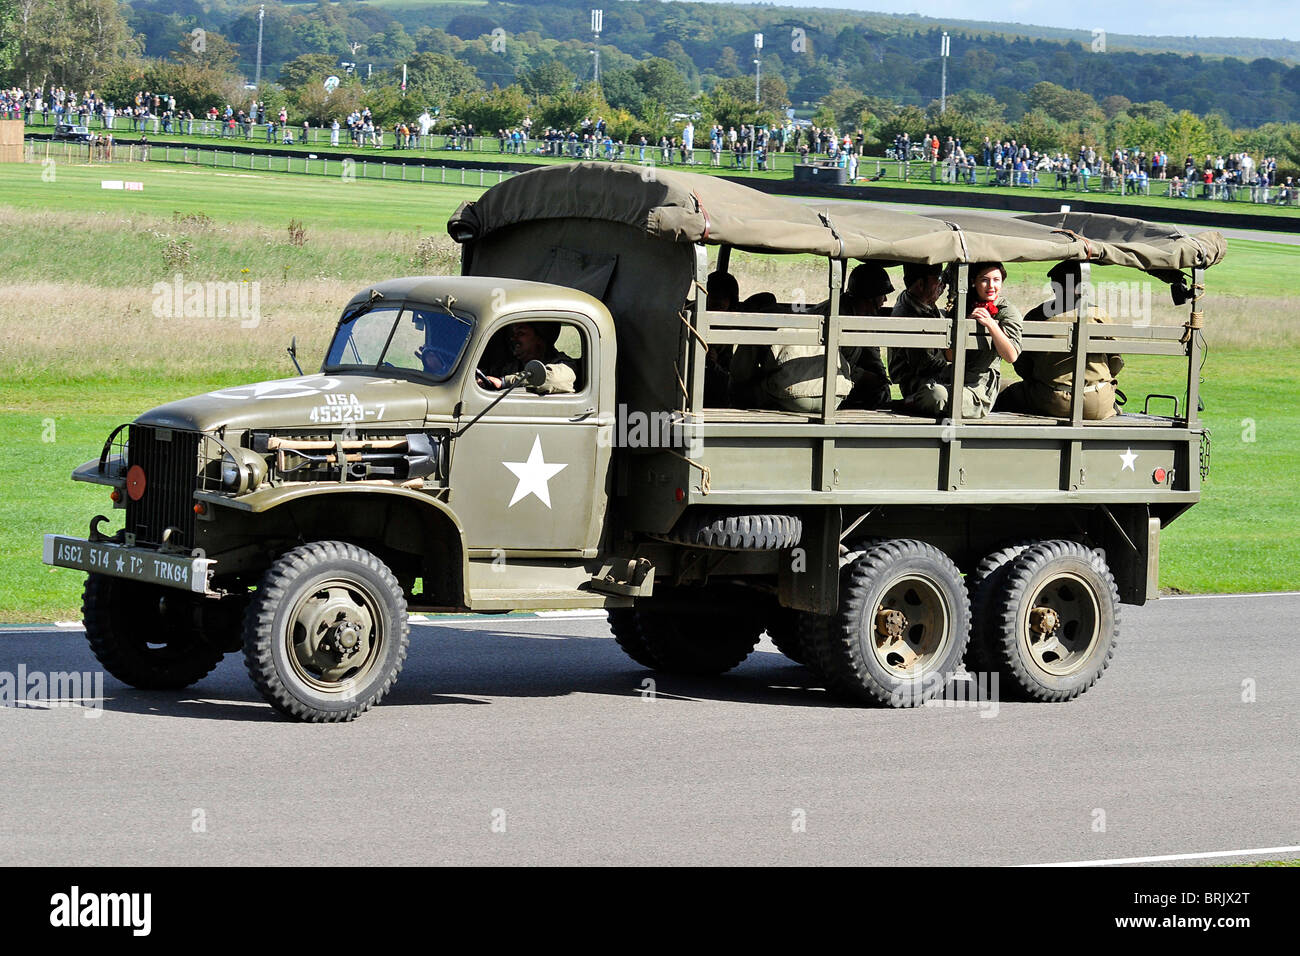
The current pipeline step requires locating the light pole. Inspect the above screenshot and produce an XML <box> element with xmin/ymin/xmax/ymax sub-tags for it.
<box><xmin>591</xmin><ymin>9</ymin><xmax>603</xmax><ymax>86</ymax></box>
<box><xmin>940</xmin><ymin>31</ymin><xmax>950</xmax><ymax>114</ymax></box>
<box><xmin>254</xmin><ymin>5</ymin><xmax>265</xmax><ymax>89</ymax></box>
<box><xmin>753</xmin><ymin>32</ymin><xmax>763</xmax><ymax>105</ymax></box>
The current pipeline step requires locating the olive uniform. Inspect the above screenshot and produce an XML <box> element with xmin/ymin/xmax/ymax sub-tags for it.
<box><xmin>1001</xmin><ymin>303</ymin><xmax>1123</xmax><ymax>419</ymax></box>
<box><xmin>729</xmin><ymin>339</ymin><xmax>855</xmax><ymax>413</ymax></box>
<box><xmin>886</xmin><ymin>287</ymin><xmax>948</xmax><ymax>400</ymax></box>
<box><xmin>898</xmin><ymin>295</ymin><xmax>1022</xmax><ymax>419</ymax></box>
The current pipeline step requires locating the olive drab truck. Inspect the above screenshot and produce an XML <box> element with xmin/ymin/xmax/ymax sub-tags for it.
<box><xmin>44</xmin><ymin>163</ymin><xmax>1222</xmax><ymax>720</ymax></box>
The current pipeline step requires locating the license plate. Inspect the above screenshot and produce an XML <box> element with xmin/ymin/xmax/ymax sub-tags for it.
<box><xmin>42</xmin><ymin>535</ymin><xmax>215</xmax><ymax>594</ymax></box>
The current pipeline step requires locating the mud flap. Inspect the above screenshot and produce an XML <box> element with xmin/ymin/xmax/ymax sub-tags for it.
<box><xmin>778</xmin><ymin>508</ymin><xmax>840</xmax><ymax>615</ymax></box>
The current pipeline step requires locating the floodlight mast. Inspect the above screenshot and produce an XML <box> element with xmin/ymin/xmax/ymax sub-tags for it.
<box><xmin>592</xmin><ymin>9</ymin><xmax>603</xmax><ymax>86</ymax></box>
<box><xmin>940</xmin><ymin>31</ymin><xmax>950</xmax><ymax>113</ymax></box>
<box><xmin>254</xmin><ymin>5</ymin><xmax>265</xmax><ymax>89</ymax></box>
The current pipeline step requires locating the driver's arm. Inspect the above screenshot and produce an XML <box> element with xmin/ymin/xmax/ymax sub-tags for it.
<box><xmin>503</xmin><ymin>356</ymin><xmax>576</xmax><ymax>395</ymax></box>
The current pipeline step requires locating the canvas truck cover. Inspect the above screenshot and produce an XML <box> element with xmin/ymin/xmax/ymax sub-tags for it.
<box><xmin>448</xmin><ymin>162</ymin><xmax>1226</xmax><ymax>270</ymax></box>
<box><xmin>447</xmin><ymin>163</ymin><xmax>1225</xmax><ymax>415</ymax></box>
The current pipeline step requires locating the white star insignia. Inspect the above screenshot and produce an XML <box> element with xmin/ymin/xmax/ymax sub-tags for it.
<box><xmin>503</xmin><ymin>436</ymin><xmax>568</xmax><ymax>509</ymax></box>
<box><xmin>1120</xmin><ymin>448</ymin><xmax>1138</xmax><ymax>471</ymax></box>
<box><xmin>115</xmin><ymin>555</ymin><xmax>125</xmax><ymax>572</ymax></box>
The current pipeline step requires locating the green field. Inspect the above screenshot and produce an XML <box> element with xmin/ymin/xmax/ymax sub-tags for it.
<box><xmin>0</xmin><ymin>160</ymin><xmax>1296</xmax><ymax>619</ymax></box>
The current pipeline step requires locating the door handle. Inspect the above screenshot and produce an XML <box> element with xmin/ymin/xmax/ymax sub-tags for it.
<box><xmin>569</xmin><ymin>407</ymin><xmax>597</xmax><ymax>422</ymax></box>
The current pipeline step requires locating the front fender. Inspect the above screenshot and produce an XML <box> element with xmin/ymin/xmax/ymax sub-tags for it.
<box><xmin>199</xmin><ymin>484</ymin><xmax>470</xmax><ymax>606</ymax></box>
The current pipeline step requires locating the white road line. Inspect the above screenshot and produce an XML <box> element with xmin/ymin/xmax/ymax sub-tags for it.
<box><xmin>1024</xmin><ymin>844</ymin><xmax>1300</xmax><ymax>867</ymax></box>
<box><xmin>1162</xmin><ymin>591</ymin><xmax>1300</xmax><ymax>601</ymax></box>
<box><xmin>416</xmin><ymin>611</ymin><xmax>610</xmax><ymax>627</ymax></box>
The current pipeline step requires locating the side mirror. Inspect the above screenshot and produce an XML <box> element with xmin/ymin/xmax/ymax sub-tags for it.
<box><xmin>524</xmin><ymin>359</ymin><xmax>547</xmax><ymax>388</ymax></box>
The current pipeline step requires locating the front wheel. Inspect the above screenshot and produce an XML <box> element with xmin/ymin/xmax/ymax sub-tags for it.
<box><xmin>243</xmin><ymin>542</ymin><xmax>409</xmax><ymax>722</ymax></box>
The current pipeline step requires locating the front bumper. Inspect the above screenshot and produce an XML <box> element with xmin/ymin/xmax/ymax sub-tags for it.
<box><xmin>43</xmin><ymin>535</ymin><xmax>216</xmax><ymax>595</ymax></box>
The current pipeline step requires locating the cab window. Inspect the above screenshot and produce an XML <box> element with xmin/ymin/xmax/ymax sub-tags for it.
<box><xmin>475</xmin><ymin>318</ymin><xmax>588</xmax><ymax>394</ymax></box>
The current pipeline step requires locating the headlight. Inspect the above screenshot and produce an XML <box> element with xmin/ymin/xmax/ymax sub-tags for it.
<box><xmin>221</xmin><ymin>457</ymin><xmax>241</xmax><ymax>489</ymax></box>
<box><xmin>221</xmin><ymin>449</ymin><xmax>268</xmax><ymax>494</ymax></box>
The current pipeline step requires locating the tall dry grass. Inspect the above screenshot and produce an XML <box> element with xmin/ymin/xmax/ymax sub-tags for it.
<box><xmin>0</xmin><ymin>210</ymin><xmax>1285</xmax><ymax>387</ymax></box>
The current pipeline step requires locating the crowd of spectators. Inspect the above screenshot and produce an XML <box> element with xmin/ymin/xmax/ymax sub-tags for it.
<box><xmin>7</xmin><ymin>82</ymin><xmax>1294</xmax><ymax>204</ymax></box>
<box><xmin>884</xmin><ymin>130</ymin><xmax>1291</xmax><ymax>203</ymax></box>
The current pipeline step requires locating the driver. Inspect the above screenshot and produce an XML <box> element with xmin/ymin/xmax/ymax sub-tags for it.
<box><xmin>479</xmin><ymin>322</ymin><xmax>578</xmax><ymax>395</ymax></box>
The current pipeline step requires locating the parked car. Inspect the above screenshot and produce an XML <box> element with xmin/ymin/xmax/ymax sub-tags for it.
<box><xmin>52</xmin><ymin>123</ymin><xmax>93</xmax><ymax>142</ymax></box>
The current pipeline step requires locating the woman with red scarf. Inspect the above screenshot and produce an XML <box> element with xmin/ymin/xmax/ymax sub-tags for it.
<box><xmin>904</xmin><ymin>261</ymin><xmax>1022</xmax><ymax>419</ymax></box>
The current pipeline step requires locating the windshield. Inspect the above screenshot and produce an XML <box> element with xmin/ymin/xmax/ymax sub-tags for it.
<box><xmin>324</xmin><ymin>303</ymin><xmax>474</xmax><ymax>381</ymax></box>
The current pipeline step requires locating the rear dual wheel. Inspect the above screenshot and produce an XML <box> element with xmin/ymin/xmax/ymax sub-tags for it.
<box><xmin>986</xmin><ymin>541</ymin><xmax>1119</xmax><ymax>701</ymax></box>
<box><xmin>609</xmin><ymin>588</ymin><xmax>764</xmax><ymax>675</ymax></box>
<box><xmin>809</xmin><ymin>539</ymin><xmax>970</xmax><ymax>706</ymax></box>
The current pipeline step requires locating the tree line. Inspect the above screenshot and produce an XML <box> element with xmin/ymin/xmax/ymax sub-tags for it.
<box><xmin>1</xmin><ymin>0</ymin><xmax>1298</xmax><ymax>169</ymax></box>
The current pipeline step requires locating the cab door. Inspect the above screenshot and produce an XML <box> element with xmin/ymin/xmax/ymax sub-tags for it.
<box><xmin>448</xmin><ymin>312</ymin><xmax>610</xmax><ymax>553</ymax></box>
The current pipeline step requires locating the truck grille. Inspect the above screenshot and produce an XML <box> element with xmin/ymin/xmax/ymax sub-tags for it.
<box><xmin>125</xmin><ymin>425</ymin><xmax>201</xmax><ymax>548</ymax></box>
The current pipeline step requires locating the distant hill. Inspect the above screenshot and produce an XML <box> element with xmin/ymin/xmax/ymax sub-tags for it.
<box><xmin>353</xmin><ymin>0</ymin><xmax>1300</xmax><ymax>63</ymax></box>
<box><xmin>121</xmin><ymin>0</ymin><xmax>1300</xmax><ymax>126</ymax></box>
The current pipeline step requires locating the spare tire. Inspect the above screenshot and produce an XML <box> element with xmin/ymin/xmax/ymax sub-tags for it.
<box><xmin>657</xmin><ymin>510</ymin><xmax>802</xmax><ymax>551</ymax></box>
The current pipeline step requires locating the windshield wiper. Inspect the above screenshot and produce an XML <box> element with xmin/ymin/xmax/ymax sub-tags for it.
<box><xmin>337</xmin><ymin>288</ymin><xmax>386</xmax><ymax>327</ymax></box>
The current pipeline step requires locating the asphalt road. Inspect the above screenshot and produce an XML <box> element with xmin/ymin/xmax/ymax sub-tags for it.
<box><xmin>0</xmin><ymin>593</ymin><xmax>1295</xmax><ymax>866</ymax></box>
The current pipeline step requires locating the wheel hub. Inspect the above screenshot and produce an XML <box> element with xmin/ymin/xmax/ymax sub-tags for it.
<box><xmin>291</xmin><ymin>585</ymin><xmax>375</xmax><ymax>683</ymax></box>
<box><xmin>869</xmin><ymin>577</ymin><xmax>951</xmax><ymax>677</ymax></box>
<box><xmin>328</xmin><ymin>622</ymin><xmax>363</xmax><ymax>658</ymax></box>
<box><xmin>875</xmin><ymin>607</ymin><xmax>906</xmax><ymax>641</ymax></box>
<box><xmin>1029</xmin><ymin>606</ymin><xmax>1060</xmax><ymax>635</ymax></box>
<box><xmin>1023</xmin><ymin>573</ymin><xmax>1101</xmax><ymax>677</ymax></box>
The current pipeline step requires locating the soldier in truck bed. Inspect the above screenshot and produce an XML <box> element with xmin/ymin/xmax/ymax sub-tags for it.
<box><xmin>996</xmin><ymin>260</ymin><xmax>1124</xmax><ymax>419</ymax></box>
<box><xmin>895</xmin><ymin>261</ymin><xmax>1023</xmax><ymax>419</ymax></box>
<box><xmin>477</xmin><ymin>321</ymin><xmax>578</xmax><ymax>394</ymax></box>
<box><xmin>887</xmin><ymin>261</ymin><xmax>949</xmax><ymax>405</ymax></box>
<box><xmin>840</xmin><ymin>262</ymin><xmax>894</xmax><ymax>410</ymax></box>
<box><xmin>703</xmin><ymin>271</ymin><xmax>739</xmax><ymax>406</ymax></box>
<box><xmin>728</xmin><ymin>292</ymin><xmax>856</xmax><ymax>413</ymax></box>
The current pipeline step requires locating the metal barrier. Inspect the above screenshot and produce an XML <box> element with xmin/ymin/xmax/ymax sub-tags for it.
<box><xmin>22</xmin><ymin>119</ymin><xmax>802</xmax><ymax>174</ymax></box>
<box><xmin>24</xmin><ymin>139</ymin><xmax>522</xmax><ymax>187</ymax></box>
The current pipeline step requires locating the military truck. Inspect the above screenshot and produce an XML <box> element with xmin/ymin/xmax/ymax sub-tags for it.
<box><xmin>44</xmin><ymin>163</ymin><xmax>1222</xmax><ymax>720</ymax></box>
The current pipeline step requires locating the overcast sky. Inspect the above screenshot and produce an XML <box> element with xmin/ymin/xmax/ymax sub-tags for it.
<box><xmin>715</xmin><ymin>1</ymin><xmax>1300</xmax><ymax>43</ymax></box>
